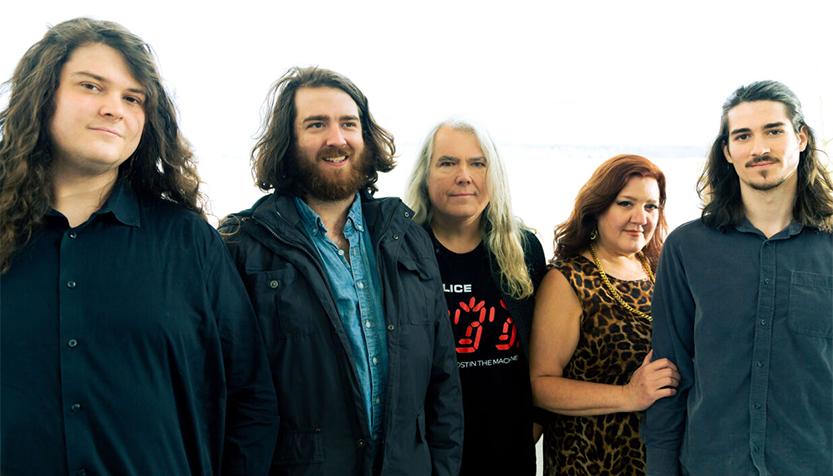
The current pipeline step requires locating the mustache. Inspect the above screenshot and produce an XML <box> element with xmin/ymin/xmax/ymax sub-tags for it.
<box><xmin>317</xmin><ymin>146</ymin><xmax>353</xmax><ymax>160</ymax></box>
<box><xmin>746</xmin><ymin>155</ymin><xmax>779</xmax><ymax>167</ymax></box>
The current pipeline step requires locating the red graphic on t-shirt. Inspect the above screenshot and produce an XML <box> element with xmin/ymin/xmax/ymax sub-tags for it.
<box><xmin>451</xmin><ymin>297</ymin><xmax>517</xmax><ymax>354</ymax></box>
<box><xmin>495</xmin><ymin>300</ymin><xmax>518</xmax><ymax>350</ymax></box>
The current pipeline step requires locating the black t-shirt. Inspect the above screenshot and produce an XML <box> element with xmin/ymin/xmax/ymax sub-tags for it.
<box><xmin>433</xmin><ymin>237</ymin><xmax>535</xmax><ymax>476</ymax></box>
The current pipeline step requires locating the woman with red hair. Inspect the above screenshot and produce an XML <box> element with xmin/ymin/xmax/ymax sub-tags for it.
<box><xmin>530</xmin><ymin>154</ymin><xmax>680</xmax><ymax>475</ymax></box>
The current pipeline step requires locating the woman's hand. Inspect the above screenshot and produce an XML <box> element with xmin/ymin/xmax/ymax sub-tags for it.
<box><xmin>623</xmin><ymin>349</ymin><xmax>680</xmax><ymax>412</ymax></box>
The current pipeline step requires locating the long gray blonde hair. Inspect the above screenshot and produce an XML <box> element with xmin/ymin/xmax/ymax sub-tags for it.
<box><xmin>405</xmin><ymin>118</ymin><xmax>535</xmax><ymax>299</ymax></box>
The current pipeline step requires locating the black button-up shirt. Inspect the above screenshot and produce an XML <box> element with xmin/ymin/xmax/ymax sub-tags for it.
<box><xmin>643</xmin><ymin>218</ymin><xmax>833</xmax><ymax>475</ymax></box>
<box><xmin>1</xmin><ymin>181</ymin><xmax>278</xmax><ymax>476</ymax></box>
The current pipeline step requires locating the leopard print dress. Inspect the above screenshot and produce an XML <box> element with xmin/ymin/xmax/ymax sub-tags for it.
<box><xmin>543</xmin><ymin>254</ymin><xmax>653</xmax><ymax>476</ymax></box>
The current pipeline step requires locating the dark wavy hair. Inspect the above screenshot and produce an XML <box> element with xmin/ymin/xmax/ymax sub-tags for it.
<box><xmin>252</xmin><ymin>66</ymin><xmax>396</xmax><ymax>196</ymax></box>
<box><xmin>554</xmin><ymin>154</ymin><xmax>668</xmax><ymax>270</ymax></box>
<box><xmin>699</xmin><ymin>80</ymin><xmax>833</xmax><ymax>232</ymax></box>
<box><xmin>0</xmin><ymin>17</ymin><xmax>204</xmax><ymax>273</ymax></box>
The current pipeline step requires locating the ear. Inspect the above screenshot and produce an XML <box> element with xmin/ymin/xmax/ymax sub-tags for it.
<box><xmin>723</xmin><ymin>140</ymin><xmax>734</xmax><ymax>164</ymax></box>
<box><xmin>797</xmin><ymin>125</ymin><xmax>809</xmax><ymax>152</ymax></box>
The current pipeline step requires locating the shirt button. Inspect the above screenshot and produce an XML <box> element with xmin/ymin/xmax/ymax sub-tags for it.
<box><xmin>338</xmin><ymin>250</ymin><xmax>345</xmax><ymax>256</ymax></box>
<box><xmin>70</xmin><ymin>403</ymin><xmax>82</xmax><ymax>412</ymax></box>
<box><xmin>764</xmin><ymin>278</ymin><xmax>771</xmax><ymax>284</ymax></box>
<box><xmin>373</xmin><ymin>433</ymin><xmax>379</xmax><ymax>440</ymax></box>
<box><xmin>69</xmin><ymin>231</ymin><xmax>77</xmax><ymax>239</ymax></box>
<box><xmin>393</xmin><ymin>235</ymin><xmax>399</xmax><ymax>240</ymax></box>
<box><xmin>761</xmin><ymin>319</ymin><xmax>767</xmax><ymax>326</ymax></box>
<box><xmin>77</xmin><ymin>469</ymin><xmax>87</xmax><ymax>476</ymax></box>
<box><xmin>757</xmin><ymin>360</ymin><xmax>764</xmax><ymax>367</ymax></box>
<box><xmin>754</xmin><ymin>403</ymin><xmax>761</xmax><ymax>409</ymax></box>
<box><xmin>753</xmin><ymin>445</ymin><xmax>760</xmax><ymax>452</ymax></box>
<box><xmin>387</xmin><ymin>324</ymin><xmax>395</xmax><ymax>331</ymax></box>
<box><xmin>358</xmin><ymin>282</ymin><xmax>364</xmax><ymax>289</ymax></box>
<box><xmin>365</xmin><ymin>320</ymin><xmax>372</xmax><ymax>328</ymax></box>
<box><xmin>68</xmin><ymin>339</ymin><xmax>78</xmax><ymax>348</ymax></box>
<box><xmin>358</xmin><ymin>439</ymin><xmax>366</xmax><ymax>447</ymax></box>
<box><xmin>67</xmin><ymin>281</ymin><xmax>77</xmax><ymax>289</ymax></box>
<box><xmin>269</xmin><ymin>280</ymin><xmax>279</xmax><ymax>289</ymax></box>
<box><xmin>404</xmin><ymin>212</ymin><xmax>410</xmax><ymax>218</ymax></box>
<box><xmin>375</xmin><ymin>396</ymin><xmax>381</xmax><ymax>404</ymax></box>
<box><xmin>372</xmin><ymin>356</ymin><xmax>378</xmax><ymax>365</ymax></box>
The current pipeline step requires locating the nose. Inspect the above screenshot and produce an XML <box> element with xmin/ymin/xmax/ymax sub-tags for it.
<box><xmin>325</xmin><ymin>126</ymin><xmax>347</xmax><ymax>147</ymax></box>
<box><xmin>99</xmin><ymin>92</ymin><xmax>125</xmax><ymax>119</ymax></box>
<box><xmin>750</xmin><ymin>134</ymin><xmax>770</xmax><ymax>157</ymax></box>
<box><xmin>631</xmin><ymin>207</ymin><xmax>648</xmax><ymax>225</ymax></box>
<box><xmin>455</xmin><ymin>164</ymin><xmax>473</xmax><ymax>185</ymax></box>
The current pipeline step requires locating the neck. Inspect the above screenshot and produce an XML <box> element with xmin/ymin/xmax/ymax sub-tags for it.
<box><xmin>51</xmin><ymin>166</ymin><xmax>119</xmax><ymax>228</ymax></box>
<box><xmin>430</xmin><ymin>214</ymin><xmax>482</xmax><ymax>253</ymax></box>
<box><xmin>740</xmin><ymin>178</ymin><xmax>797</xmax><ymax>238</ymax></box>
<box><xmin>303</xmin><ymin>193</ymin><xmax>356</xmax><ymax>238</ymax></box>
<box><xmin>584</xmin><ymin>241</ymin><xmax>646</xmax><ymax>281</ymax></box>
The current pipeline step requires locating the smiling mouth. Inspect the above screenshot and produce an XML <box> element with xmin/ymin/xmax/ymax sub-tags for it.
<box><xmin>322</xmin><ymin>156</ymin><xmax>348</xmax><ymax>163</ymax></box>
<box><xmin>91</xmin><ymin>128</ymin><xmax>120</xmax><ymax>137</ymax></box>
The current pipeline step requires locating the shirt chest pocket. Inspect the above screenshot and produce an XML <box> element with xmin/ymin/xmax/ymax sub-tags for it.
<box><xmin>398</xmin><ymin>255</ymin><xmax>436</xmax><ymax>326</ymax></box>
<box><xmin>788</xmin><ymin>271</ymin><xmax>833</xmax><ymax>338</ymax></box>
<box><xmin>245</xmin><ymin>266</ymin><xmax>321</xmax><ymax>339</ymax></box>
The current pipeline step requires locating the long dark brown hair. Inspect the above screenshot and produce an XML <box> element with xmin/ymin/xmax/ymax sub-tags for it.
<box><xmin>554</xmin><ymin>154</ymin><xmax>668</xmax><ymax>269</ymax></box>
<box><xmin>699</xmin><ymin>80</ymin><xmax>833</xmax><ymax>232</ymax></box>
<box><xmin>251</xmin><ymin>66</ymin><xmax>396</xmax><ymax>196</ymax></box>
<box><xmin>0</xmin><ymin>17</ymin><xmax>205</xmax><ymax>273</ymax></box>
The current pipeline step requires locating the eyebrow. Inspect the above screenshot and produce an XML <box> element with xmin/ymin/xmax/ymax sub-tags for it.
<box><xmin>729</xmin><ymin>122</ymin><xmax>786</xmax><ymax>136</ymax></box>
<box><xmin>619</xmin><ymin>194</ymin><xmax>657</xmax><ymax>203</ymax></box>
<box><xmin>72</xmin><ymin>71</ymin><xmax>146</xmax><ymax>96</ymax></box>
<box><xmin>301</xmin><ymin>114</ymin><xmax>360</xmax><ymax>123</ymax></box>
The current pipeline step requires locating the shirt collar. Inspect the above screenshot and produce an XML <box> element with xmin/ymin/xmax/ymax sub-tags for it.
<box><xmin>293</xmin><ymin>192</ymin><xmax>365</xmax><ymax>236</ymax></box>
<box><xmin>47</xmin><ymin>179</ymin><xmax>140</xmax><ymax>228</ymax></box>
<box><xmin>98</xmin><ymin>179</ymin><xmax>141</xmax><ymax>227</ymax></box>
<box><xmin>734</xmin><ymin>217</ymin><xmax>804</xmax><ymax>239</ymax></box>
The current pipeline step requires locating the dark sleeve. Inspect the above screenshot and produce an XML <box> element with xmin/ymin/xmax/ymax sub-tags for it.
<box><xmin>419</xmin><ymin>230</ymin><xmax>465</xmax><ymax>475</ymax></box>
<box><xmin>207</xmin><ymin>232</ymin><xmax>279</xmax><ymax>476</ymax></box>
<box><xmin>642</xmin><ymin>233</ymin><xmax>695</xmax><ymax>476</ymax></box>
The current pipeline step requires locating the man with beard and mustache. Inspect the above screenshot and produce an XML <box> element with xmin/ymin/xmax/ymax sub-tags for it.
<box><xmin>642</xmin><ymin>80</ymin><xmax>833</xmax><ymax>476</ymax></box>
<box><xmin>220</xmin><ymin>67</ymin><xmax>464</xmax><ymax>475</ymax></box>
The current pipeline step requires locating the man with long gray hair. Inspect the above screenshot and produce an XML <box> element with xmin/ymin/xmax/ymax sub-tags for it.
<box><xmin>642</xmin><ymin>80</ymin><xmax>833</xmax><ymax>475</ymax></box>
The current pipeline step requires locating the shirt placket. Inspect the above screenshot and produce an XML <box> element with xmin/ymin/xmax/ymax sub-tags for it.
<box><xmin>59</xmin><ymin>225</ymin><xmax>90</xmax><ymax>475</ymax></box>
<box><xmin>749</xmin><ymin>237</ymin><xmax>776</xmax><ymax>471</ymax></box>
<box><xmin>347</xmin><ymin>224</ymin><xmax>385</xmax><ymax>445</ymax></box>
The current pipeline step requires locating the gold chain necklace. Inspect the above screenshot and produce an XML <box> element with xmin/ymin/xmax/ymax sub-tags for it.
<box><xmin>589</xmin><ymin>242</ymin><xmax>655</xmax><ymax>321</ymax></box>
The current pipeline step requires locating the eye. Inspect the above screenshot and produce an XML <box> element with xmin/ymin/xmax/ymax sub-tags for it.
<box><xmin>124</xmin><ymin>95</ymin><xmax>144</xmax><ymax>106</ymax></box>
<box><xmin>734</xmin><ymin>133</ymin><xmax>749</xmax><ymax>141</ymax></box>
<box><xmin>438</xmin><ymin>160</ymin><xmax>454</xmax><ymax>167</ymax></box>
<box><xmin>471</xmin><ymin>161</ymin><xmax>487</xmax><ymax>168</ymax></box>
<box><xmin>767</xmin><ymin>129</ymin><xmax>783</xmax><ymax>136</ymax></box>
<box><xmin>616</xmin><ymin>200</ymin><xmax>633</xmax><ymax>208</ymax></box>
<box><xmin>307</xmin><ymin>122</ymin><xmax>324</xmax><ymax>129</ymax></box>
<box><xmin>645</xmin><ymin>203</ymin><xmax>659</xmax><ymax>211</ymax></box>
<box><xmin>80</xmin><ymin>82</ymin><xmax>100</xmax><ymax>91</ymax></box>
<box><xmin>342</xmin><ymin>121</ymin><xmax>358</xmax><ymax>128</ymax></box>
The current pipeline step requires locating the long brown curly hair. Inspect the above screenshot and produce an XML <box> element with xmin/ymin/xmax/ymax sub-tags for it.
<box><xmin>252</xmin><ymin>66</ymin><xmax>396</xmax><ymax>196</ymax></box>
<box><xmin>0</xmin><ymin>17</ymin><xmax>205</xmax><ymax>273</ymax></box>
<box><xmin>554</xmin><ymin>154</ymin><xmax>668</xmax><ymax>270</ymax></box>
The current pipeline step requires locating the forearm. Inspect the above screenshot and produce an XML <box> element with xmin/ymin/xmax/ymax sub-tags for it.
<box><xmin>532</xmin><ymin>375</ymin><xmax>634</xmax><ymax>416</ymax></box>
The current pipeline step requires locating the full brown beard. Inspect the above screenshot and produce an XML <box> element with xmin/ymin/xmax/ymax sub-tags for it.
<box><xmin>292</xmin><ymin>144</ymin><xmax>373</xmax><ymax>201</ymax></box>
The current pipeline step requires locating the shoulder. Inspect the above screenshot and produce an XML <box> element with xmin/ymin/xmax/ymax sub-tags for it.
<box><xmin>218</xmin><ymin>194</ymin><xmax>275</xmax><ymax>236</ymax></box>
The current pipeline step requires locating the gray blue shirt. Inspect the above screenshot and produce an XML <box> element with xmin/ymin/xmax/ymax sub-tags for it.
<box><xmin>294</xmin><ymin>194</ymin><xmax>389</xmax><ymax>453</ymax></box>
<box><xmin>643</xmin><ymin>218</ymin><xmax>833</xmax><ymax>475</ymax></box>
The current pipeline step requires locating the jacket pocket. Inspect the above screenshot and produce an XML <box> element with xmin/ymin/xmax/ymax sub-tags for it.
<box><xmin>273</xmin><ymin>428</ymin><xmax>324</xmax><ymax>465</ymax></box>
<box><xmin>788</xmin><ymin>271</ymin><xmax>833</xmax><ymax>338</ymax></box>
<box><xmin>398</xmin><ymin>256</ymin><xmax>434</xmax><ymax>325</ymax></box>
<box><xmin>416</xmin><ymin>407</ymin><xmax>427</xmax><ymax>443</ymax></box>
<box><xmin>245</xmin><ymin>266</ymin><xmax>320</xmax><ymax>339</ymax></box>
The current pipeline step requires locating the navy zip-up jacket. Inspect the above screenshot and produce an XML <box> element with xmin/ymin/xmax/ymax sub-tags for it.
<box><xmin>219</xmin><ymin>191</ymin><xmax>464</xmax><ymax>476</ymax></box>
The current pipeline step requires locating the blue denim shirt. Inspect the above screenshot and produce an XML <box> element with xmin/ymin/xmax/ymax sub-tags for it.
<box><xmin>294</xmin><ymin>195</ymin><xmax>389</xmax><ymax>452</ymax></box>
<box><xmin>643</xmin><ymin>218</ymin><xmax>833</xmax><ymax>476</ymax></box>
